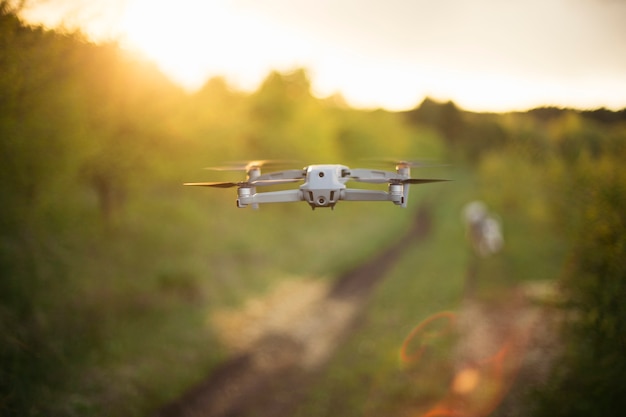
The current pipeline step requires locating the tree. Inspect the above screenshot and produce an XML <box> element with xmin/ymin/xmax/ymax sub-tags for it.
<box><xmin>76</xmin><ymin>42</ymin><xmax>178</xmax><ymax>226</ymax></box>
<box><xmin>0</xmin><ymin>6</ymin><xmax>88</xmax><ymax>232</ymax></box>
<box><xmin>537</xmin><ymin>148</ymin><xmax>626</xmax><ymax>417</ymax></box>
<box><xmin>405</xmin><ymin>98</ymin><xmax>466</xmax><ymax>150</ymax></box>
<box><xmin>246</xmin><ymin>68</ymin><xmax>339</xmax><ymax>160</ymax></box>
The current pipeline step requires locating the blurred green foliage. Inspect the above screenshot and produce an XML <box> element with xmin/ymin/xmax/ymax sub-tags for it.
<box><xmin>1</xmin><ymin>3</ymin><xmax>626</xmax><ymax>416</ymax></box>
<box><xmin>304</xmin><ymin>101</ymin><xmax>626</xmax><ymax>416</ymax></box>
<box><xmin>0</xmin><ymin>7</ymin><xmax>433</xmax><ymax>415</ymax></box>
<box><xmin>533</xmin><ymin>145</ymin><xmax>626</xmax><ymax>417</ymax></box>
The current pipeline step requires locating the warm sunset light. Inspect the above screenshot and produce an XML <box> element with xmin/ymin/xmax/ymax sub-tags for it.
<box><xmin>117</xmin><ymin>0</ymin><xmax>312</xmax><ymax>93</ymax></box>
<box><xmin>5</xmin><ymin>1</ymin><xmax>626</xmax><ymax>414</ymax></box>
<box><xmin>20</xmin><ymin>0</ymin><xmax>626</xmax><ymax>111</ymax></box>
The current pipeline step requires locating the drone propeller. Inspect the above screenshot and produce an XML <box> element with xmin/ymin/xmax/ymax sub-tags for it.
<box><xmin>183</xmin><ymin>178</ymin><xmax>302</xmax><ymax>188</ymax></box>
<box><xmin>399</xmin><ymin>178</ymin><xmax>450</xmax><ymax>184</ymax></box>
<box><xmin>352</xmin><ymin>177</ymin><xmax>449</xmax><ymax>185</ymax></box>
<box><xmin>363</xmin><ymin>158</ymin><xmax>447</xmax><ymax>168</ymax></box>
<box><xmin>183</xmin><ymin>181</ymin><xmax>242</xmax><ymax>188</ymax></box>
<box><xmin>205</xmin><ymin>159</ymin><xmax>299</xmax><ymax>171</ymax></box>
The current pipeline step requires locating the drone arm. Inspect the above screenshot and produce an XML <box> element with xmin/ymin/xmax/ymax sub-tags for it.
<box><xmin>341</xmin><ymin>188</ymin><xmax>401</xmax><ymax>203</ymax></box>
<box><xmin>238</xmin><ymin>189</ymin><xmax>303</xmax><ymax>207</ymax></box>
<box><xmin>349</xmin><ymin>168</ymin><xmax>402</xmax><ymax>183</ymax></box>
<box><xmin>253</xmin><ymin>190</ymin><xmax>303</xmax><ymax>204</ymax></box>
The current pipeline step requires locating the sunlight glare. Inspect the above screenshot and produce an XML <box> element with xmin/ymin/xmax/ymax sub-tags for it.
<box><xmin>18</xmin><ymin>0</ymin><xmax>626</xmax><ymax>111</ymax></box>
<box><xmin>119</xmin><ymin>0</ymin><xmax>312</xmax><ymax>91</ymax></box>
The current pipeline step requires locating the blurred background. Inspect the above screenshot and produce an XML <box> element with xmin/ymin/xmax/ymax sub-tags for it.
<box><xmin>1</xmin><ymin>1</ymin><xmax>625</xmax><ymax>416</ymax></box>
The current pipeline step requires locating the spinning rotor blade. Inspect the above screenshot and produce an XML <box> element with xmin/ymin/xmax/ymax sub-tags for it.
<box><xmin>363</xmin><ymin>158</ymin><xmax>447</xmax><ymax>168</ymax></box>
<box><xmin>183</xmin><ymin>181</ymin><xmax>241</xmax><ymax>188</ymax></box>
<box><xmin>205</xmin><ymin>159</ymin><xmax>299</xmax><ymax>171</ymax></box>
<box><xmin>400</xmin><ymin>178</ymin><xmax>450</xmax><ymax>184</ymax></box>
<box><xmin>352</xmin><ymin>177</ymin><xmax>449</xmax><ymax>184</ymax></box>
<box><xmin>183</xmin><ymin>178</ymin><xmax>302</xmax><ymax>188</ymax></box>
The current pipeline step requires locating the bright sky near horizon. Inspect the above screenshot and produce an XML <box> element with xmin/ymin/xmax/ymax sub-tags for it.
<box><xmin>21</xmin><ymin>0</ymin><xmax>626</xmax><ymax>112</ymax></box>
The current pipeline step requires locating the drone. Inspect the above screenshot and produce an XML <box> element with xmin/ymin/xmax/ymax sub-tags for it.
<box><xmin>184</xmin><ymin>160</ymin><xmax>448</xmax><ymax>210</ymax></box>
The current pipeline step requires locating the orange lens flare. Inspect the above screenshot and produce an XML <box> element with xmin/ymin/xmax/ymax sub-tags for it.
<box><xmin>401</xmin><ymin>311</ymin><xmax>535</xmax><ymax>417</ymax></box>
<box><xmin>400</xmin><ymin>311</ymin><xmax>457</xmax><ymax>364</ymax></box>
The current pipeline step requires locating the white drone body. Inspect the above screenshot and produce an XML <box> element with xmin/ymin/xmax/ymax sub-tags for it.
<box><xmin>184</xmin><ymin>161</ymin><xmax>447</xmax><ymax>210</ymax></box>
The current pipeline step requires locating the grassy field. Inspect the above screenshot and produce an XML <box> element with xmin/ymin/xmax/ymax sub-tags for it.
<box><xmin>5</xmin><ymin>150</ymin><xmax>570</xmax><ymax>417</ymax></box>
<box><xmin>292</xmin><ymin>164</ymin><xmax>567</xmax><ymax>417</ymax></box>
<box><xmin>34</xmin><ymin>175</ymin><xmax>423</xmax><ymax>416</ymax></box>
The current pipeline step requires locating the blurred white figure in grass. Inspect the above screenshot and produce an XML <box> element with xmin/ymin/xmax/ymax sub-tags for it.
<box><xmin>463</xmin><ymin>201</ymin><xmax>503</xmax><ymax>257</ymax></box>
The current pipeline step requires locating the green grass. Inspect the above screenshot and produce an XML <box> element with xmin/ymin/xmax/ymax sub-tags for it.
<box><xmin>293</xmin><ymin>164</ymin><xmax>567</xmax><ymax>417</ymax></box>
<box><xmin>15</xmin><ymin>178</ymin><xmax>419</xmax><ymax>416</ymax></box>
<box><xmin>7</xmin><ymin>159</ymin><xmax>567</xmax><ymax>417</ymax></box>
<box><xmin>292</xmin><ymin>172</ymin><xmax>469</xmax><ymax>417</ymax></box>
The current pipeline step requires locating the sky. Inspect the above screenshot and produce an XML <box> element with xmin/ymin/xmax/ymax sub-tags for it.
<box><xmin>20</xmin><ymin>0</ymin><xmax>626</xmax><ymax>112</ymax></box>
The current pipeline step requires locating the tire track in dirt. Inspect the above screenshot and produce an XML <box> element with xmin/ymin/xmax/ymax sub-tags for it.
<box><xmin>152</xmin><ymin>205</ymin><xmax>433</xmax><ymax>417</ymax></box>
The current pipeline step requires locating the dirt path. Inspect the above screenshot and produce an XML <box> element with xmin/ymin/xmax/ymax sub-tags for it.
<box><xmin>152</xmin><ymin>206</ymin><xmax>433</xmax><ymax>417</ymax></box>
